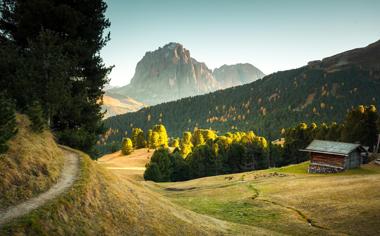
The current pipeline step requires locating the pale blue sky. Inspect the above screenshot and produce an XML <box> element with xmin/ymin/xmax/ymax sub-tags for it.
<box><xmin>101</xmin><ymin>0</ymin><xmax>380</xmax><ymax>86</ymax></box>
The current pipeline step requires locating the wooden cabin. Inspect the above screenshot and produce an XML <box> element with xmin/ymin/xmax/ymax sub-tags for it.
<box><xmin>301</xmin><ymin>140</ymin><xmax>368</xmax><ymax>173</ymax></box>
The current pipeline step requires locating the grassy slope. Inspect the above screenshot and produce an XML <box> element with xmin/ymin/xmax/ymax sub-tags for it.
<box><xmin>149</xmin><ymin>162</ymin><xmax>380</xmax><ymax>235</ymax></box>
<box><xmin>3</xmin><ymin>126</ymin><xmax>379</xmax><ymax>235</ymax></box>
<box><xmin>0</xmin><ymin>115</ymin><xmax>64</xmax><ymax>209</ymax></box>
<box><xmin>1</xmin><ymin>148</ymin><xmax>275</xmax><ymax>235</ymax></box>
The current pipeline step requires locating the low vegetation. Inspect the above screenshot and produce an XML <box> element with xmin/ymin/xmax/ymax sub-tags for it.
<box><xmin>1</xmin><ymin>147</ymin><xmax>275</xmax><ymax>235</ymax></box>
<box><xmin>0</xmin><ymin>114</ymin><xmax>64</xmax><ymax>209</ymax></box>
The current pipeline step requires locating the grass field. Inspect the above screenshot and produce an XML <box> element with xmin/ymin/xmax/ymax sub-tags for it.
<box><xmin>151</xmin><ymin>162</ymin><xmax>380</xmax><ymax>235</ymax></box>
<box><xmin>96</xmin><ymin>149</ymin><xmax>380</xmax><ymax>235</ymax></box>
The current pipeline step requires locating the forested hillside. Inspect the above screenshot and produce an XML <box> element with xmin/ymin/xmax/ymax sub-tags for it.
<box><xmin>98</xmin><ymin>40</ymin><xmax>380</xmax><ymax>155</ymax></box>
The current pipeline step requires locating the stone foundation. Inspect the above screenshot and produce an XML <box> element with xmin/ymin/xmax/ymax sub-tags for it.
<box><xmin>308</xmin><ymin>164</ymin><xmax>344</xmax><ymax>174</ymax></box>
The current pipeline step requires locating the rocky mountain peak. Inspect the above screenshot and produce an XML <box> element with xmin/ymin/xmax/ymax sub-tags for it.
<box><xmin>110</xmin><ymin>43</ymin><xmax>264</xmax><ymax>105</ymax></box>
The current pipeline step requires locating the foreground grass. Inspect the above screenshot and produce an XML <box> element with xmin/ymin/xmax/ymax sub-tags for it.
<box><xmin>153</xmin><ymin>162</ymin><xmax>380</xmax><ymax>235</ymax></box>
<box><xmin>1</xmin><ymin>148</ymin><xmax>277</xmax><ymax>235</ymax></box>
<box><xmin>0</xmin><ymin>115</ymin><xmax>64</xmax><ymax>210</ymax></box>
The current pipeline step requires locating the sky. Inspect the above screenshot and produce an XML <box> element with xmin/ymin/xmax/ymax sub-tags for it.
<box><xmin>101</xmin><ymin>0</ymin><xmax>380</xmax><ymax>86</ymax></box>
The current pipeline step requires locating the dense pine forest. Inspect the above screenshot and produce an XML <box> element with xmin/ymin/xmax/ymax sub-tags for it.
<box><xmin>98</xmin><ymin>55</ymin><xmax>380</xmax><ymax>156</ymax></box>
<box><xmin>0</xmin><ymin>0</ymin><xmax>111</xmax><ymax>155</ymax></box>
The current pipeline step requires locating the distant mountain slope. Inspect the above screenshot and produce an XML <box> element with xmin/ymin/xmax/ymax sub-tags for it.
<box><xmin>102</xmin><ymin>93</ymin><xmax>145</xmax><ymax>119</ymax></box>
<box><xmin>98</xmin><ymin>40</ymin><xmax>380</xmax><ymax>155</ymax></box>
<box><xmin>213</xmin><ymin>63</ymin><xmax>265</xmax><ymax>88</ymax></box>
<box><xmin>109</xmin><ymin>43</ymin><xmax>264</xmax><ymax>105</ymax></box>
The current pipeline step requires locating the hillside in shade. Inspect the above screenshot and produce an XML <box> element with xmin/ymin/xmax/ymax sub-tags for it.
<box><xmin>108</xmin><ymin>43</ymin><xmax>264</xmax><ymax>105</ymax></box>
<box><xmin>97</xmin><ymin>40</ymin><xmax>380</xmax><ymax>155</ymax></box>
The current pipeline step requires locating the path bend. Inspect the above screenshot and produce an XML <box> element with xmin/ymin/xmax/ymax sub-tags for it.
<box><xmin>0</xmin><ymin>147</ymin><xmax>80</xmax><ymax>226</ymax></box>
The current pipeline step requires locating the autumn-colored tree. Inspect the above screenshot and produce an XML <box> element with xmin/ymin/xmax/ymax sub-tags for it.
<box><xmin>131</xmin><ymin>128</ymin><xmax>146</xmax><ymax>149</ymax></box>
<box><xmin>192</xmin><ymin>129</ymin><xmax>205</xmax><ymax>146</ymax></box>
<box><xmin>147</xmin><ymin>129</ymin><xmax>153</xmax><ymax>148</ymax></box>
<box><xmin>201</xmin><ymin>129</ymin><xmax>217</xmax><ymax>141</ymax></box>
<box><xmin>150</xmin><ymin>131</ymin><xmax>160</xmax><ymax>149</ymax></box>
<box><xmin>171</xmin><ymin>138</ymin><xmax>180</xmax><ymax>148</ymax></box>
<box><xmin>180</xmin><ymin>131</ymin><xmax>193</xmax><ymax>157</ymax></box>
<box><xmin>152</xmin><ymin>124</ymin><xmax>168</xmax><ymax>147</ymax></box>
<box><xmin>121</xmin><ymin>138</ymin><xmax>133</xmax><ymax>155</ymax></box>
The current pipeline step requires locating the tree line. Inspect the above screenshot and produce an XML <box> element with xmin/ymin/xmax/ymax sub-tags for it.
<box><xmin>118</xmin><ymin>105</ymin><xmax>379</xmax><ymax>182</ymax></box>
<box><xmin>0</xmin><ymin>0</ymin><xmax>111</xmax><ymax>155</ymax></box>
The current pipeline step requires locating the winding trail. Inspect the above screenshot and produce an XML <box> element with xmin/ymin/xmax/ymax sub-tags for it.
<box><xmin>247</xmin><ymin>184</ymin><xmax>330</xmax><ymax>231</ymax></box>
<box><xmin>0</xmin><ymin>147</ymin><xmax>80</xmax><ymax>226</ymax></box>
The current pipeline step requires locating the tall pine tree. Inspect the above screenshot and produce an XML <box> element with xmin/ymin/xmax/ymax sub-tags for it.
<box><xmin>0</xmin><ymin>0</ymin><xmax>112</xmax><ymax>154</ymax></box>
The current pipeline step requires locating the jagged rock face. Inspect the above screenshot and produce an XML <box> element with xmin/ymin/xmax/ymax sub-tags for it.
<box><xmin>115</xmin><ymin>43</ymin><xmax>218</xmax><ymax>105</ymax></box>
<box><xmin>213</xmin><ymin>63</ymin><xmax>265</xmax><ymax>88</ymax></box>
<box><xmin>111</xmin><ymin>43</ymin><xmax>265</xmax><ymax>105</ymax></box>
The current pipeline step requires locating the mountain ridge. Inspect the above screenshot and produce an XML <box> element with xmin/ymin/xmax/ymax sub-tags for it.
<box><xmin>109</xmin><ymin>42</ymin><xmax>264</xmax><ymax>105</ymax></box>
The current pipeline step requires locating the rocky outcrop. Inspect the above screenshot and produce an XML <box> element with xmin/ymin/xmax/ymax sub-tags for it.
<box><xmin>111</xmin><ymin>43</ymin><xmax>218</xmax><ymax>105</ymax></box>
<box><xmin>110</xmin><ymin>43</ymin><xmax>265</xmax><ymax>105</ymax></box>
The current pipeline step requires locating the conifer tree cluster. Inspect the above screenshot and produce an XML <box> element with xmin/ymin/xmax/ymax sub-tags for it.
<box><xmin>142</xmin><ymin>105</ymin><xmax>380</xmax><ymax>182</ymax></box>
<box><xmin>0</xmin><ymin>0</ymin><xmax>111</xmax><ymax>155</ymax></box>
<box><xmin>280</xmin><ymin>105</ymin><xmax>380</xmax><ymax>166</ymax></box>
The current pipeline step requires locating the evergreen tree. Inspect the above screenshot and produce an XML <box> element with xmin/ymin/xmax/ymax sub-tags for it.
<box><xmin>0</xmin><ymin>96</ymin><xmax>17</xmax><ymax>153</ymax></box>
<box><xmin>170</xmin><ymin>152</ymin><xmax>190</xmax><ymax>181</ymax></box>
<box><xmin>147</xmin><ymin>148</ymin><xmax>172</xmax><ymax>182</ymax></box>
<box><xmin>226</xmin><ymin>143</ymin><xmax>245</xmax><ymax>173</ymax></box>
<box><xmin>26</xmin><ymin>101</ymin><xmax>45</xmax><ymax>133</ymax></box>
<box><xmin>0</xmin><ymin>0</ymin><xmax>112</xmax><ymax>155</ymax></box>
<box><xmin>144</xmin><ymin>162</ymin><xmax>161</xmax><ymax>181</ymax></box>
<box><xmin>363</xmin><ymin>105</ymin><xmax>378</xmax><ymax>151</ymax></box>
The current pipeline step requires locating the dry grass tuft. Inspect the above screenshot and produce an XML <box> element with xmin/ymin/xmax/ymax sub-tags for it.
<box><xmin>0</xmin><ymin>114</ymin><xmax>64</xmax><ymax>209</ymax></box>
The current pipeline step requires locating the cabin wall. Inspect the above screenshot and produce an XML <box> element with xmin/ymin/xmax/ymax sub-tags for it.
<box><xmin>310</xmin><ymin>153</ymin><xmax>345</xmax><ymax>167</ymax></box>
<box><xmin>309</xmin><ymin>152</ymin><xmax>345</xmax><ymax>174</ymax></box>
<box><xmin>348</xmin><ymin>151</ymin><xmax>361</xmax><ymax>168</ymax></box>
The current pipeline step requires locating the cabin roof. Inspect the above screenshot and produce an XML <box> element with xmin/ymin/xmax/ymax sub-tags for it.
<box><xmin>301</xmin><ymin>140</ymin><xmax>361</xmax><ymax>156</ymax></box>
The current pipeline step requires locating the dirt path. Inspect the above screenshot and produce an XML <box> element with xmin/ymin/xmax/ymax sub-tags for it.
<box><xmin>0</xmin><ymin>147</ymin><xmax>80</xmax><ymax>226</ymax></box>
